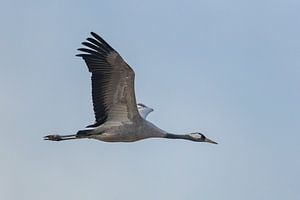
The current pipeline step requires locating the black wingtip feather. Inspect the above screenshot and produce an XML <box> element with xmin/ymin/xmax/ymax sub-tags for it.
<box><xmin>76</xmin><ymin>33</ymin><xmax>113</xmax><ymax>60</ymax></box>
<box><xmin>87</xmin><ymin>37</ymin><xmax>103</xmax><ymax>47</ymax></box>
<box><xmin>81</xmin><ymin>41</ymin><xmax>107</xmax><ymax>53</ymax></box>
<box><xmin>90</xmin><ymin>32</ymin><xmax>99</xmax><ymax>38</ymax></box>
<box><xmin>76</xmin><ymin>53</ymin><xmax>89</xmax><ymax>57</ymax></box>
<box><xmin>77</xmin><ymin>48</ymin><xmax>93</xmax><ymax>55</ymax></box>
<box><xmin>90</xmin><ymin>32</ymin><xmax>114</xmax><ymax>51</ymax></box>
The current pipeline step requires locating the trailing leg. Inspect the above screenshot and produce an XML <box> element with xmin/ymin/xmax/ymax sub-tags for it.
<box><xmin>43</xmin><ymin>129</ymin><xmax>94</xmax><ymax>141</ymax></box>
<box><xmin>43</xmin><ymin>134</ymin><xmax>78</xmax><ymax>141</ymax></box>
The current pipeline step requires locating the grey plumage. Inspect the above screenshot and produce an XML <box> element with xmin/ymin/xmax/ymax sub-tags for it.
<box><xmin>44</xmin><ymin>32</ymin><xmax>217</xmax><ymax>144</ymax></box>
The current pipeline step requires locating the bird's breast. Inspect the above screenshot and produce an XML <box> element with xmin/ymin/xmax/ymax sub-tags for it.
<box><xmin>90</xmin><ymin>132</ymin><xmax>143</xmax><ymax>142</ymax></box>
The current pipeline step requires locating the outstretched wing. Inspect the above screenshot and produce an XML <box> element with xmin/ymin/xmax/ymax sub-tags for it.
<box><xmin>77</xmin><ymin>32</ymin><xmax>140</xmax><ymax>126</ymax></box>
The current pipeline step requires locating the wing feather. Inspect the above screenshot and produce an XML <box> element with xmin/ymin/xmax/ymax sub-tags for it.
<box><xmin>76</xmin><ymin>32</ymin><xmax>140</xmax><ymax>127</ymax></box>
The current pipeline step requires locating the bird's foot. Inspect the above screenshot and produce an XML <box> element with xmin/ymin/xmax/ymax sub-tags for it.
<box><xmin>43</xmin><ymin>134</ymin><xmax>63</xmax><ymax>141</ymax></box>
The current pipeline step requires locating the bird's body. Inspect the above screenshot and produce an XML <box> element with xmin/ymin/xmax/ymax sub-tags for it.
<box><xmin>85</xmin><ymin>120</ymin><xmax>165</xmax><ymax>142</ymax></box>
<box><xmin>44</xmin><ymin>32</ymin><xmax>217</xmax><ymax>144</ymax></box>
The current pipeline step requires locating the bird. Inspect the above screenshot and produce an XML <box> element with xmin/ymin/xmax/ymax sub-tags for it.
<box><xmin>44</xmin><ymin>32</ymin><xmax>217</xmax><ymax>144</ymax></box>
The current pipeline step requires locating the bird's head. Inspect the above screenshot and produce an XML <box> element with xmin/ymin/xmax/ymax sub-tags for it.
<box><xmin>137</xmin><ymin>103</ymin><xmax>154</xmax><ymax>118</ymax></box>
<box><xmin>188</xmin><ymin>132</ymin><xmax>218</xmax><ymax>144</ymax></box>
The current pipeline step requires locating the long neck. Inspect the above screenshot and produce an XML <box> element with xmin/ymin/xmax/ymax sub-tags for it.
<box><xmin>164</xmin><ymin>133</ymin><xmax>193</xmax><ymax>141</ymax></box>
<box><xmin>143</xmin><ymin>121</ymin><xmax>196</xmax><ymax>141</ymax></box>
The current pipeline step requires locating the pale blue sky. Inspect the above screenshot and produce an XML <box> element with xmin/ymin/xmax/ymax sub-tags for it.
<box><xmin>1</xmin><ymin>0</ymin><xmax>299</xmax><ymax>199</ymax></box>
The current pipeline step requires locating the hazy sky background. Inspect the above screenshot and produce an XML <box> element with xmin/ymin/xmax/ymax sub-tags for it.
<box><xmin>1</xmin><ymin>0</ymin><xmax>299</xmax><ymax>199</ymax></box>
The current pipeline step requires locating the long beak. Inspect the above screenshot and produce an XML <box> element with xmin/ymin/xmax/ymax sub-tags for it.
<box><xmin>204</xmin><ymin>138</ymin><xmax>218</xmax><ymax>144</ymax></box>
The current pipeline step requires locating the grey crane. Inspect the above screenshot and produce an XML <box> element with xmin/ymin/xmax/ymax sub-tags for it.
<box><xmin>44</xmin><ymin>32</ymin><xmax>217</xmax><ymax>144</ymax></box>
